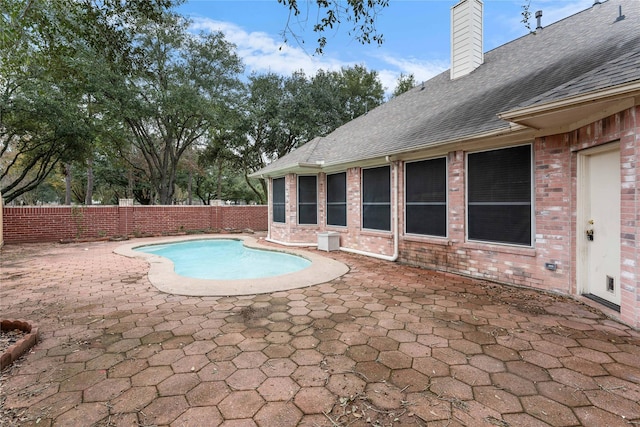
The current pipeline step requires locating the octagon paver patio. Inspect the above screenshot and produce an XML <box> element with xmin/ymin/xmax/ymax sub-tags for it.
<box><xmin>1</xmin><ymin>235</ymin><xmax>640</xmax><ymax>426</ymax></box>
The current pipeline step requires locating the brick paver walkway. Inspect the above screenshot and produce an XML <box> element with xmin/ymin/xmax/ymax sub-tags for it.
<box><xmin>1</xmin><ymin>236</ymin><xmax>639</xmax><ymax>426</ymax></box>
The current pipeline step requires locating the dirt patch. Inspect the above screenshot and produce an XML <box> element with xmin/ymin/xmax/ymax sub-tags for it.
<box><xmin>475</xmin><ymin>282</ymin><xmax>605</xmax><ymax>318</ymax></box>
<box><xmin>239</xmin><ymin>305</ymin><xmax>273</xmax><ymax>323</ymax></box>
<box><xmin>0</xmin><ymin>330</ymin><xmax>25</xmax><ymax>358</ymax></box>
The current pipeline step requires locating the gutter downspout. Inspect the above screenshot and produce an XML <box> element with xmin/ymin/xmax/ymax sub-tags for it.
<box><xmin>340</xmin><ymin>159</ymin><xmax>399</xmax><ymax>262</ymax></box>
<box><xmin>265</xmin><ymin>175</ymin><xmax>272</xmax><ymax>242</ymax></box>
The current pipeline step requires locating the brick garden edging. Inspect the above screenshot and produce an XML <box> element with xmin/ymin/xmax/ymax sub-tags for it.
<box><xmin>0</xmin><ymin>319</ymin><xmax>39</xmax><ymax>370</ymax></box>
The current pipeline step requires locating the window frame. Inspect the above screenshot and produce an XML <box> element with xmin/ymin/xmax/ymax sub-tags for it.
<box><xmin>326</xmin><ymin>172</ymin><xmax>347</xmax><ymax>227</ymax></box>
<box><xmin>297</xmin><ymin>175</ymin><xmax>318</xmax><ymax>225</ymax></box>
<box><xmin>272</xmin><ymin>177</ymin><xmax>286</xmax><ymax>224</ymax></box>
<box><xmin>465</xmin><ymin>144</ymin><xmax>534</xmax><ymax>247</ymax></box>
<box><xmin>361</xmin><ymin>165</ymin><xmax>391</xmax><ymax>232</ymax></box>
<box><xmin>404</xmin><ymin>157</ymin><xmax>448</xmax><ymax>238</ymax></box>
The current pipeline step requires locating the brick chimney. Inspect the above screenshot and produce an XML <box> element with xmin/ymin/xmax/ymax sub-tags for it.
<box><xmin>450</xmin><ymin>0</ymin><xmax>484</xmax><ymax>80</ymax></box>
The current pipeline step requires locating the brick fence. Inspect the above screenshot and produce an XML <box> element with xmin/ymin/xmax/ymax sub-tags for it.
<box><xmin>2</xmin><ymin>204</ymin><xmax>268</xmax><ymax>244</ymax></box>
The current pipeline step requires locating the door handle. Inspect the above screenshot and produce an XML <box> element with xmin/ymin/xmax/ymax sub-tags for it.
<box><xmin>586</xmin><ymin>219</ymin><xmax>594</xmax><ymax>241</ymax></box>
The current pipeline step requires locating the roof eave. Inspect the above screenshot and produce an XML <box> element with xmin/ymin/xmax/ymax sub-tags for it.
<box><xmin>254</xmin><ymin>124</ymin><xmax>535</xmax><ymax>177</ymax></box>
<box><xmin>248</xmin><ymin>162</ymin><xmax>324</xmax><ymax>179</ymax></box>
<box><xmin>498</xmin><ymin>81</ymin><xmax>640</xmax><ymax>134</ymax></box>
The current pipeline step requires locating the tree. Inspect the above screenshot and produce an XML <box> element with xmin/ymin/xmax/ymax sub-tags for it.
<box><xmin>238</xmin><ymin>70</ymin><xmax>321</xmax><ymax>199</ymax></box>
<box><xmin>235</xmin><ymin>65</ymin><xmax>384</xmax><ymax>202</ymax></box>
<box><xmin>111</xmin><ymin>17</ymin><xmax>245</xmax><ymax>204</ymax></box>
<box><xmin>2</xmin><ymin>0</ymin><xmax>391</xmax><ymax>205</ymax></box>
<box><xmin>392</xmin><ymin>73</ymin><xmax>417</xmax><ymax>98</ymax></box>
<box><xmin>0</xmin><ymin>68</ymin><xmax>93</xmax><ymax>203</ymax></box>
<box><xmin>247</xmin><ymin>65</ymin><xmax>383</xmax><ymax>160</ymax></box>
<box><xmin>185</xmin><ymin>158</ymin><xmax>262</xmax><ymax>205</ymax></box>
<box><xmin>304</xmin><ymin>65</ymin><xmax>383</xmax><ymax>134</ymax></box>
<box><xmin>336</xmin><ymin>64</ymin><xmax>384</xmax><ymax>120</ymax></box>
<box><xmin>278</xmin><ymin>0</ymin><xmax>389</xmax><ymax>54</ymax></box>
<box><xmin>1</xmin><ymin>1</ymin><xmax>87</xmax><ymax>202</ymax></box>
<box><xmin>1</xmin><ymin>0</ymin><xmax>181</xmax><ymax>203</ymax></box>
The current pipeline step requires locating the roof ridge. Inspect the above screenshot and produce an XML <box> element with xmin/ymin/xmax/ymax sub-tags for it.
<box><xmin>483</xmin><ymin>0</ymin><xmax>616</xmax><ymax>56</ymax></box>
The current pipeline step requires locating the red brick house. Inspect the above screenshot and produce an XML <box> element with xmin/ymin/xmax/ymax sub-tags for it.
<box><xmin>252</xmin><ymin>0</ymin><xmax>640</xmax><ymax>328</ymax></box>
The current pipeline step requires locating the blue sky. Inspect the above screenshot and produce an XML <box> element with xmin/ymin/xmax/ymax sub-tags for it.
<box><xmin>179</xmin><ymin>0</ymin><xmax>594</xmax><ymax>95</ymax></box>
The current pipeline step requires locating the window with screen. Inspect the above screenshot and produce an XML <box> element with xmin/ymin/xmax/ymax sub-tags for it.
<box><xmin>326</xmin><ymin>172</ymin><xmax>347</xmax><ymax>226</ymax></box>
<box><xmin>362</xmin><ymin>166</ymin><xmax>391</xmax><ymax>231</ymax></box>
<box><xmin>298</xmin><ymin>175</ymin><xmax>317</xmax><ymax>225</ymax></box>
<box><xmin>406</xmin><ymin>158</ymin><xmax>447</xmax><ymax>236</ymax></box>
<box><xmin>272</xmin><ymin>177</ymin><xmax>285</xmax><ymax>223</ymax></box>
<box><xmin>467</xmin><ymin>145</ymin><xmax>532</xmax><ymax>246</ymax></box>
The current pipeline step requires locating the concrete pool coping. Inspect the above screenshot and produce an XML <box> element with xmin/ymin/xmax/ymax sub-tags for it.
<box><xmin>114</xmin><ymin>235</ymin><xmax>349</xmax><ymax>296</ymax></box>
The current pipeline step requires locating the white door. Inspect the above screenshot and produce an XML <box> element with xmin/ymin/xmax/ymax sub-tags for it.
<box><xmin>579</xmin><ymin>143</ymin><xmax>621</xmax><ymax>307</ymax></box>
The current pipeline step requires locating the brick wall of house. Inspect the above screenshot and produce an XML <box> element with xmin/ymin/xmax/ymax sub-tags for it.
<box><xmin>269</xmin><ymin>173</ymin><xmax>324</xmax><ymax>244</ymax></box>
<box><xmin>268</xmin><ymin>169</ymin><xmax>389</xmax><ymax>255</ymax></box>
<box><xmin>629</xmin><ymin>110</ymin><xmax>640</xmax><ymax>327</ymax></box>
<box><xmin>262</xmin><ymin>107</ymin><xmax>640</xmax><ymax>325</ymax></box>
<box><xmin>398</xmin><ymin>149</ymin><xmax>543</xmax><ymax>291</ymax></box>
<box><xmin>269</xmin><ymin>168</ymin><xmax>396</xmax><ymax>255</ymax></box>
<box><xmin>2</xmin><ymin>205</ymin><xmax>268</xmax><ymax>244</ymax></box>
<box><xmin>0</xmin><ymin>191</ymin><xmax>4</xmax><ymax>247</ymax></box>
<box><xmin>623</xmin><ymin>107</ymin><xmax>640</xmax><ymax>327</ymax></box>
<box><xmin>268</xmin><ymin>175</ymin><xmax>291</xmax><ymax>242</ymax></box>
<box><xmin>265</xmin><ymin>106</ymin><xmax>639</xmax><ymax>327</ymax></box>
<box><xmin>398</xmin><ymin>106</ymin><xmax>639</xmax><ymax>326</ymax></box>
<box><xmin>339</xmin><ymin>167</ymin><xmax>395</xmax><ymax>256</ymax></box>
<box><xmin>568</xmin><ymin>106</ymin><xmax>639</xmax><ymax>327</ymax></box>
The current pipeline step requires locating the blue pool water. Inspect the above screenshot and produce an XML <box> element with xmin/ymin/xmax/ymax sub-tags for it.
<box><xmin>135</xmin><ymin>239</ymin><xmax>311</xmax><ymax>280</ymax></box>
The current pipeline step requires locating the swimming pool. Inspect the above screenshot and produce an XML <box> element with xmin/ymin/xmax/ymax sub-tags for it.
<box><xmin>115</xmin><ymin>235</ymin><xmax>349</xmax><ymax>296</ymax></box>
<box><xmin>135</xmin><ymin>239</ymin><xmax>311</xmax><ymax>280</ymax></box>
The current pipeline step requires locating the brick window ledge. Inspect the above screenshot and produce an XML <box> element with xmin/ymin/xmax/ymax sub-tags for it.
<box><xmin>360</xmin><ymin>229</ymin><xmax>393</xmax><ymax>238</ymax></box>
<box><xmin>402</xmin><ymin>234</ymin><xmax>451</xmax><ymax>246</ymax></box>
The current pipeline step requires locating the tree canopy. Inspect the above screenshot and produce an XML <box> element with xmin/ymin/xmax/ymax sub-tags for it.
<box><xmin>1</xmin><ymin>0</ymin><xmax>184</xmax><ymax>203</ymax></box>
<box><xmin>114</xmin><ymin>18</ymin><xmax>245</xmax><ymax>204</ymax></box>
<box><xmin>277</xmin><ymin>0</ymin><xmax>389</xmax><ymax>54</ymax></box>
<box><xmin>1</xmin><ymin>0</ymin><xmax>390</xmax><ymax>205</ymax></box>
<box><xmin>392</xmin><ymin>73</ymin><xmax>417</xmax><ymax>98</ymax></box>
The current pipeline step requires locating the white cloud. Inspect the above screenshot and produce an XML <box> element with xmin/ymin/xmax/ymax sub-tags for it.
<box><xmin>376</xmin><ymin>54</ymin><xmax>448</xmax><ymax>93</ymax></box>
<box><xmin>182</xmin><ymin>0</ymin><xmax>598</xmax><ymax>100</ymax></box>
<box><xmin>189</xmin><ymin>17</ymin><xmax>449</xmax><ymax>97</ymax></box>
<box><xmin>190</xmin><ymin>17</ymin><xmax>345</xmax><ymax>76</ymax></box>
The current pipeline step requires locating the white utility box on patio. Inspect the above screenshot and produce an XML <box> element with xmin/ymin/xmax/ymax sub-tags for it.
<box><xmin>317</xmin><ymin>232</ymin><xmax>340</xmax><ymax>252</ymax></box>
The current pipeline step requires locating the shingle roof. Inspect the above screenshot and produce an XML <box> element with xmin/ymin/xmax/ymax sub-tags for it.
<box><xmin>509</xmin><ymin>48</ymin><xmax>640</xmax><ymax>110</ymax></box>
<box><xmin>255</xmin><ymin>136</ymin><xmax>324</xmax><ymax>175</ymax></box>
<box><xmin>255</xmin><ymin>0</ymin><xmax>640</xmax><ymax>177</ymax></box>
